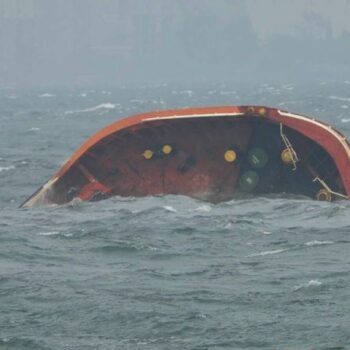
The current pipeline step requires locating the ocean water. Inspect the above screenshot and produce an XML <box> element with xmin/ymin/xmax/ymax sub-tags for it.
<box><xmin>1</xmin><ymin>82</ymin><xmax>350</xmax><ymax>349</ymax></box>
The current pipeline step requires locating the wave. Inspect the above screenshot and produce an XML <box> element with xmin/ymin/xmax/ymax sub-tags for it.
<box><xmin>65</xmin><ymin>103</ymin><xmax>118</xmax><ymax>115</ymax></box>
<box><xmin>293</xmin><ymin>279</ymin><xmax>322</xmax><ymax>291</ymax></box>
<box><xmin>38</xmin><ymin>93</ymin><xmax>55</xmax><ymax>98</ymax></box>
<box><xmin>0</xmin><ymin>165</ymin><xmax>15</xmax><ymax>173</ymax></box>
<box><xmin>163</xmin><ymin>205</ymin><xmax>177</xmax><ymax>213</ymax></box>
<box><xmin>304</xmin><ymin>240</ymin><xmax>333</xmax><ymax>246</ymax></box>
<box><xmin>179</xmin><ymin>90</ymin><xmax>193</xmax><ymax>96</ymax></box>
<box><xmin>194</xmin><ymin>205</ymin><xmax>212</xmax><ymax>212</ymax></box>
<box><xmin>219</xmin><ymin>90</ymin><xmax>236</xmax><ymax>95</ymax></box>
<box><xmin>329</xmin><ymin>95</ymin><xmax>350</xmax><ymax>102</ymax></box>
<box><xmin>0</xmin><ymin>337</ymin><xmax>49</xmax><ymax>350</ymax></box>
<box><xmin>36</xmin><ymin>231</ymin><xmax>60</xmax><ymax>236</ymax></box>
<box><xmin>246</xmin><ymin>248</ymin><xmax>289</xmax><ymax>257</ymax></box>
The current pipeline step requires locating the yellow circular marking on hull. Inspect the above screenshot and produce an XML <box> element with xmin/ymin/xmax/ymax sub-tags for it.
<box><xmin>143</xmin><ymin>149</ymin><xmax>154</xmax><ymax>159</ymax></box>
<box><xmin>162</xmin><ymin>144</ymin><xmax>172</xmax><ymax>154</ymax></box>
<box><xmin>224</xmin><ymin>150</ymin><xmax>237</xmax><ymax>162</ymax></box>
<box><xmin>281</xmin><ymin>148</ymin><xmax>293</xmax><ymax>164</ymax></box>
<box><xmin>258</xmin><ymin>107</ymin><xmax>266</xmax><ymax>116</ymax></box>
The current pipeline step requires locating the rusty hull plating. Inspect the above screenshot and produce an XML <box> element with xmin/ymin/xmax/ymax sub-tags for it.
<box><xmin>21</xmin><ymin>106</ymin><xmax>350</xmax><ymax>207</ymax></box>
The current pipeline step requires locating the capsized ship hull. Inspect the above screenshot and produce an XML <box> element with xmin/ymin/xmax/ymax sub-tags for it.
<box><xmin>21</xmin><ymin>106</ymin><xmax>350</xmax><ymax>207</ymax></box>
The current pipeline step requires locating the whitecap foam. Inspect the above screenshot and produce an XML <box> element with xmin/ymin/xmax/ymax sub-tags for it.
<box><xmin>37</xmin><ymin>231</ymin><xmax>60</xmax><ymax>236</ymax></box>
<box><xmin>28</xmin><ymin>127</ymin><xmax>40</xmax><ymax>131</ymax></box>
<box><xmin>179</xmin><ymin>90</ymin><xmax>193</xmax><ymax>96</ymax></box>
<box><xmin>246</xmin><ymin>248</ymin><xmax>288</xmax><ymax>257</ymax></box>
<box><xmin>65</xmin><ymin>103</ymin><xmax>117</xmax><ymax>115</ymax></box>
<box><xmin>38</xmin><ymin>93</ymin><xmax>55</xmax><ymax>98</ymax></box>
<box><xmin>194</xmin><ymin>205</ymin><xmax>211</xmax><ymax>212</ymax></box>
<box><xmin>66</xmin><ymin>197</ymin><xmax>83</xmax><ymax>207</ymax></box>
<box><xmin>305</xmin><ymin>240</ymin><xmax>333</xmax><ymax>246</ymax></box>
<box><xmin>329</xmin><ymin>95</ymin><xmax>350</xmax><ymax>102</ymax></box>
<box><xmin>149</xmin><ymin>246</ymin><xmax>159</xmax><ymax>251</ymax></box>
<box><xmin>164</xmin><ymin>206</ymin><xmax>177</xmax><ymax>213</ymax></box>
<box><xmin>294</xmin><ymin>279</ymin><xmax>322</xmax><ymax>291</ymax></box>
<box><xmin>341</xmin><ymin>118</ymin><xmax>350</xmax><ymax>123</ymax></box>
<box><xmin>0</xmin><ymin>166</ymin><xmax>15</xmax><ymax>173</ymax></box>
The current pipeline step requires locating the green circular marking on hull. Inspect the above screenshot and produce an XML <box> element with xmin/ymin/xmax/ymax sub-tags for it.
<box><xmin>248</xmin><ymin>148</ymin><xmax>268</xmax><ymax>169</ymax></box>
<box><xmin>239</xmin><ymin>170</ymin><xmax>259</xmax><ymax>192</ymax></box>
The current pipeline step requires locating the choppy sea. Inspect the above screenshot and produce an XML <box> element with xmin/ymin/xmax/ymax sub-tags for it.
<box><xmin>1</xmin><ymin>82</ymin><xmax>350</xmax><ymax>350</ymax></box>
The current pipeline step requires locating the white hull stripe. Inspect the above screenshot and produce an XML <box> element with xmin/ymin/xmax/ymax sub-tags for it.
<box><xmin>142</xmin><ymin>112</ymin><xmax>244</xmax><ymax>122</ymax></box>
<box><xmin>278</xmin><ymin>110</ymin><xmax>350</xmax><ymax>159</ymax></box>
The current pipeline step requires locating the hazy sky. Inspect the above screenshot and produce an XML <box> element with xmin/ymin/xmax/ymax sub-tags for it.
<box><xmin>0</xmin><ymin>0</ymin><xmax>349</xmax><ymax>86</ymax></box>
<box><xmin>247</xmin><ymin>0</ymin><xmax>350</xmax><ymax>39</ymax></box>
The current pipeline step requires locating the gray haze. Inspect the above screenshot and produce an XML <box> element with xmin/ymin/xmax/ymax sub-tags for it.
<box><xmin>0</xmin><ymin>0</ymin><xmax>350</xmax><ymax>87</ymax></box>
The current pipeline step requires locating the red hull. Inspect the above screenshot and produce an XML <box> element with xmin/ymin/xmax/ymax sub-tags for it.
<box><xmin>21</xmin><ymin>106</ymin><xmax>350</xmax><ymax>206</ymax></box>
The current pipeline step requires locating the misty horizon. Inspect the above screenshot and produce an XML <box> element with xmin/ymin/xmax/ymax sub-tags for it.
<box><xmin>0</xmin><ymin>0</ymin><xmax>349</xmax><ymax>87</ymax></box>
